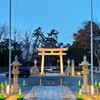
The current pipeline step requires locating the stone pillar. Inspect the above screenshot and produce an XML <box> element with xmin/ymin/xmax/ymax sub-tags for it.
<box><xmin>79</xmin><ymin>55</ymin><xmax>90</xmax><ymax>93</ymax></box>
<box><xmin>81</xmin><ymin>68</ymin><xmax>89</xmax><ymax>92</ymax></box>
<box><xmin>71</xmin><ymin>60</ymin><xmax>75</xmax><ymax>76</ymax></box>
<box><xmin>11</xmin><ymin>55</ymin><xmax>22</xmax><ymax>93</ymax></box>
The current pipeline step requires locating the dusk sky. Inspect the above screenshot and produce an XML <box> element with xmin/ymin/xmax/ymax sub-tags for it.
<box><xmin>0</xmin><ymin>0</ymin><xmax>100</xmax><ymax>44</ymax></box>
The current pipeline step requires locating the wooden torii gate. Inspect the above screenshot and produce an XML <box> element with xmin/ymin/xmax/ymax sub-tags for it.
<box><xmin>37</xmin><ymin>48</ymin><xmax>68</xmax><ymax>75</ymax></box>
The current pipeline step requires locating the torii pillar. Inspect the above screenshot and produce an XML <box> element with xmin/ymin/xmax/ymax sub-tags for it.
<box><xmin>60</xmin><ymin>51</ymin><xmax>64</xmax><ymax>75</ymax></box>
<box><xmin>41</xmin><ymin>51</ymin><xmax>45</xmax><ymax>75</ymax></box>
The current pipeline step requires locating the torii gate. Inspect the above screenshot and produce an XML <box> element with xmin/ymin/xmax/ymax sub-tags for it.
<box><xmin>37</xmin><ymin>48</ymin><xmax>68</xmax><ymax>75</ymax></box>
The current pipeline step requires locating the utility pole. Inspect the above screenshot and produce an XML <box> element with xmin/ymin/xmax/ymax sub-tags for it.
<box><xmin>90</xmin><ymin>0</ymin><xmax>94</xmax><ymax>94</ymax></box>
<box><xmin>8</xmin><ymin>0</ymin><xmax>12</xmax><ymax>93</ymax></box>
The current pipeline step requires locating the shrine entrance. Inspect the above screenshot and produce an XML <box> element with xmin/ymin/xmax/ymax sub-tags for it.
<box><xmin>37</xmin><ymin>48</ymin><xmax>68</xmax><ymax>75</ymax></box>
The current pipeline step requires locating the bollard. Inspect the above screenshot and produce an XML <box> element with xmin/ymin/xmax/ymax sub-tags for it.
<box><xmin>60</xmin><ymin>79</ymin><xmax>62</xmax><ymax>86</ymax></box>
<box><xmin>63</xmin><ymin>86</ymin><xmax>68</xmax><ymax>99</ymax></box>
<box><xmin>30</xmin><ymin>87</ymin><xmax>37</xmax><ymax>99</ymax></box>
<box><xmin>40</xmin><ymin>79</ymin><xmax>42</xmax><ymax>87</ymax></box>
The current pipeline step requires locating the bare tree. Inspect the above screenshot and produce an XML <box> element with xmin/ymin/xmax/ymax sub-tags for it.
<box><xmin>73</xmin><ymin>21</ymin><xmax>100</xmax><ymax>69</ymax></box>
<box><xmin>0</xmin><ymin>23</ymin><xmax>8</xmax><ymax>41</ymax></box>
<box><xmin>22</xmin><ymin>30</ymin><xmax>32</xmax><ymax>63</ymax></box>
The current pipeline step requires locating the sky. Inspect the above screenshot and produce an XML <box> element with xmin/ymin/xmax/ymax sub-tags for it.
<box><xmin>0</xmin><ymin>0</ymin><xmax>100</xmax><ymax>44</ymax></box>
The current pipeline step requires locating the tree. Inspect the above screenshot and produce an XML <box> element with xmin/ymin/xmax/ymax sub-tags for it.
<box><xmin>21</xmin><ymin>30</ymin><xmax>32</xmax><ymax>64</ymax></box>
<box><xmin>44</xmin><ymin>29</ymin><xmax>59</xmax><ymax>65</ymax></box>
<box><xmin>31</xmin><ymin>27</ymin><xmax>45</xmax><ymax>62</ymax></box>
<box><xmin>44</xmin><ymin>29</ymin><xmax>58</xmax><ymax>48</ymax></box>
<box><xmin>0</xmin><ymin>23</ymin><xmax>8</xmax><ymax>41</ymax></box>
<box><xmin>0</xmin><ymin>39</ymin><xmax>9</xmax><ymax>66</ymax></box>
<box><xmin>68</xmin><ymin>41</ymin><xmax>91</xmax><ymax>65</ymax></box>
<box><xmin>11</xmin><ymin>40</ymin><xmax>23</xmax><ymax>63</ymax></box>
<box><xmin>73</xmin><ymin>21</ymin><xmax>100</xmax><ymax>69</ymax></box>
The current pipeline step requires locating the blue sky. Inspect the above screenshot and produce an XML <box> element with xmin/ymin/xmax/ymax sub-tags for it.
<box><xmin>0</xmin><ymin>0</ymin><xmax>100</xmax><ymax>44</ymax></box>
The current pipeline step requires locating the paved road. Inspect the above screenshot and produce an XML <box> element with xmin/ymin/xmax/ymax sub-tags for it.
<box><xmin>0</xmin><ymin>72</ymin><xmax>100</xmax><ymax>100</ymax></box>
<box><xmin>20</xmin><ymin>73</ymin><xmax>100</xmax><ymax>86</ymax></box>
<box><xmin>1</xmin><ymin>72</ymin><xmax>100</xmax><ymax>90</ymax></box>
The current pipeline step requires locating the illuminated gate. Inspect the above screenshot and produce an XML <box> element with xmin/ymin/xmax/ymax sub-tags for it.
<box><xmin>37</xmin><ymin>48</ymin><xmax>68</xmax><ymax>75</ymax></box>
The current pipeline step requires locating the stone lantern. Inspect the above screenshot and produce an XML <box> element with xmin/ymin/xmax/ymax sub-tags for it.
<box><xmin>67</xmin><ymin>58</ymin><xmax>70</xmax><ymax>66</ymax></box>
<box><xmin>34</xmin><ymin>59</ymin><xmax>37</xmax><ymax>66</ymax></box>
<box><xmin>30</xmin><ymin>59</ymin><xmax>39</xmax><ymax>76</ymax></box>
<box><xmin>79</xmin><ymin>55</ymin><xmax>90</xmax><ymax>93</ymax></box>
<box><xmin>11</xmin><ymin>55</ymin><xmax>22</xmax><ymax>93</ymax></box>
<box><xmin>67</xmin><ymin>58</ymin><xmax>71</xmax><ymax>75</ymax></box>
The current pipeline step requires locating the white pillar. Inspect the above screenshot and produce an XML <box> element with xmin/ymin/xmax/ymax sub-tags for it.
<box><xmin>60</xmin><ymin>51</ymin><xmax>64</xmax><ymax>75</ymax></box>
<box><xmin>40</xmin><ymin>51</ymin><xmax>44</xmax><ymax>75</ymax></box>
